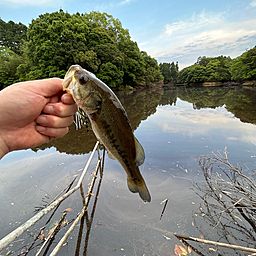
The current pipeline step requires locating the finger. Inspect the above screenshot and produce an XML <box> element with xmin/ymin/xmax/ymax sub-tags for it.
<box><xmin>48</xmin><ymin>95</ymin><xmax>60</xmax><ymax>104</ymax></box>
<box><xmin>35</xmin><ymin>126</ymin><xmax>69</xmax><ymax>138</ymax></box>
<box><xmin>36</xmin><ymin>114</ymin><xmax>74</xmax><ymax>128</ymax></box>
<box><xmin>18</xmin><ymin>78</ymin><xmax>64</xmax><ymax>97</ymax></box>
<box><xmin>43</xmin><ymin>102</ymin><xmax>78</xmax><ymax>117</ymax></box>
<box><xmin>61</xmin><ymin>93</ymin><xmax>76</xmax><ymax>105</ymax></box>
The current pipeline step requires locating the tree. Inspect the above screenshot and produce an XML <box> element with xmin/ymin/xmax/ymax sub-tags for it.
<box><xmin>159</xmin><ymin>63</ymin><xmax>172</xmax><ymax>84</ymax></box>
<box><xmin>27</xmin><ymin>10</ymin><xmax>90</xmax><ymax>78</ymax></box>
<box><xmin>141</xmin><ymin>51</ymin><xmax>163</xmax><ymax>85</ymax></box>
<box><xmin>1</xmin><ymin>10</ymin><xmax>163</xmax><ymax>88</ymax></box>
<box><xmin>0</xmin><ymin>48</ymin><xmax>24</xmax><ymax>89</ymax></box>
<box><xmin>178</xmin><ymin>55</ymin><xmax>232</xmax><ymax>84</ymax></box>
<box><xmin>160</xmin><ymin>62</ymin><xmax>179</xmax><ymax>84</ymax></box>
<box><xmin>0</xmin><ymin>19</ymin><xmax>27</xmax><ymax>54</ymax></box>
<box><xmin>231</xmin><ymin>46</ymin><xmax>256</xmax><ymax>81</ymax></box>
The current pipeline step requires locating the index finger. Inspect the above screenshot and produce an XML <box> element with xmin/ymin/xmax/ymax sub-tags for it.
<box><xmin>61</xmin><ymin>93</ymin><xmax>76</xmax><ymax>105</ymax></box>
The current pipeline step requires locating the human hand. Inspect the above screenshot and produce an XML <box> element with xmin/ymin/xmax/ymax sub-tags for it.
<box><xmin>0</xmin><ymin>78</ymin><xmax>78</xmax><ymax>159</ymax></box>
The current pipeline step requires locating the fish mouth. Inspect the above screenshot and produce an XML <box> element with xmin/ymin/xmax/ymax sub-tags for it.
<box><xmin>62</xmin><ymin>65</ymin><xmax>82</xmax><ymax>93</ymax></box>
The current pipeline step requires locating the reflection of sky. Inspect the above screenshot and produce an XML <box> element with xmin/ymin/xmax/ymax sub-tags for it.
<box><xmin>137</xmin><ymin>98</ymin><xmax>256</xmax><ymax>145</ymax></box>
<box><xmin>135</xmin><ymin>98</ymin><xmax>256</xmax><ymax>171</ymax></box>
<box><xmin>156</xmin><ymin>99</ymin><xmax>256</xmax><ymax>146</ymax></box>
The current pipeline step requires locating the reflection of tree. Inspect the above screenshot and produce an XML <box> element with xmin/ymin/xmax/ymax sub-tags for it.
<box><xmin>178</xmin><ymin>86</ymin><xmax>256</xmax><ymax>125</ymax></box>
<box><xmin>36</xmin><ymin>87</ymin><xmax>173</xmax><ymax>154</ymax></box>
<box><xmin>192</xmin><ymin>149</ymin><xmax>256</xmax><ymax>255</ymax></box>
<box><xmin>35</xmin><ymin>86</ymin><xmax>256</xmax><ymax>154</ymax></box>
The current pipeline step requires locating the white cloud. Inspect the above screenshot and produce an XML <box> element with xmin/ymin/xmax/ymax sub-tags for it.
<box><xmin>165</xmin><ymin>11</ymin><xmax>224</xmax><ymax>36</ymax></box>
<box><xmin>250</xmin><ymin>0</ymin><xmax>256</xmax><ymax>7</ymax></box>
<box><xmin>120</xmin><ymin>0</ymin><xmax>134</xmax><ymax>4</ymax></box>
<box><xmin>138</xmin><ymin>11</ymin><xmax>256</xmax><ymax>68</ymax></box>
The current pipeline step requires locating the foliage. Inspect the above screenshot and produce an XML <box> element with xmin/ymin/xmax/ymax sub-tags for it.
<box><xmin>177</xmin><ymin>55</ymin><xmax>232</xmax><ymax>84</ymax></box>
<box><xmin>0</xmin><ymin>48</ymin><xmax>24</xmax><ymax>89</ymax></box>
<box><xmin>0</xmin><ymin>19</ymin><xmax>27</xmax><ymax>54</ymax></box>
<box><xmin>0</xmin><ymin>10</ymin><xmax>162</xmax><ymax>89</ymax></box>
<box><xmin>159</xmin><ymin>62</ymin><xmax>178</xmax><ymax>84</ymax></box>
<box><xmin>231</xmin><ymin>46</ymin><xmax>256</xmax><ymax>81</ymax></box>
<box><xmin>141</xmin><ymin>51</ymin><xmax>163</xmax><ymax>85</ymax></box>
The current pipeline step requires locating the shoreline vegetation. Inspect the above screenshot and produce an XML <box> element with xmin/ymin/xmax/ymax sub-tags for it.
<box><xmin>0</xmin><ymin>10</ymin><xmax>255</xmax><ymax>90</ymax></box>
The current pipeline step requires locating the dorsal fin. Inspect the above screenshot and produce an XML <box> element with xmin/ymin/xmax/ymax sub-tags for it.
<box><xmin>134</xmin><ymin>136</ymin><xmax>145</xmax><ymax>166</ymax></box>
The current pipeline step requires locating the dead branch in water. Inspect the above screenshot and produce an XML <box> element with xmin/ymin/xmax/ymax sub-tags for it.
<box><xmin>192</xmin><ymin>147</ymin><xmax>256</xmax><ymax>254</ymax></box>
<box><xmin>174</xmin><ymin>233</ymin><xmax>256</xmax><ymax>254</ymax></box>
<box><xmin>0</xmin><ymin>141</ymin><xmax>104</xmax><ymax>254</ymax></box>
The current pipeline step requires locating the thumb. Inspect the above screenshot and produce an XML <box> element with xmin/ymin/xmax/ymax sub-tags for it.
<box><xmin>24</xmin><ymin>78</ymin><xmax>64</xmax><ymax>97</ymax></box>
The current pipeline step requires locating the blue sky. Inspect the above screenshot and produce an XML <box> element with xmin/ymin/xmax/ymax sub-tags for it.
<box><xmin>1</xmin><ymin>0</ymin><xmax>256</xmax><ymax>69</ymax></box>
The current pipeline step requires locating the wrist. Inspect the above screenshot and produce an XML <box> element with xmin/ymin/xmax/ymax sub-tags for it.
<box><xmin>0</xmin><ymin>135</ymin><xmax>9</xmax><ymax>159</ymax></box>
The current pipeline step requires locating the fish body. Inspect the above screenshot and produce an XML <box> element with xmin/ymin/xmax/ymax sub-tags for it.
<box><xmin>63</xmin><ymin>65</ymin><xmax>151</xmax><ymax>202</ymax></box>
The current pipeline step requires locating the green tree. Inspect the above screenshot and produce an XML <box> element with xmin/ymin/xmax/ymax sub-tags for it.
<box><xmin>178</xmin><ymin>55</ymin><xmax>232</xmax><ymax>84</ymax></box>
<box><xmin>1</xmin><ymin>10</ymin><xmax>163</xmax><ymax>88</ymax></box>
<box><xmin>141</xmin><ymin>51</ymin><xmax>163</xmax><ymax>85</ymax></box>
<box><xmin>0</xmin><ymin>19</ymin><xmax>27</xmax><ymax>54</ymax></box>
<box><xmin>159</xmin><ymin>63</ymin><xmax>172</xmax><ymax>84</ymax></box>
<box><xmin>0</xmin><ymin>48</ymin><xmax>24</xmax><ymax>89</ymax></box>
<box><xmin>160</xmin><ymin>62</ymin><xmax>179</xmax><ymax>84</ymax></box>
<box><xmin>231</xmin><ymin>46</ymin><xmax>256</xmax><ymax>81</ymax></box>
<box><xmin>27</xmin><ymin>10</ymin><xmax>90</xmax><ymax>78</ymax></box>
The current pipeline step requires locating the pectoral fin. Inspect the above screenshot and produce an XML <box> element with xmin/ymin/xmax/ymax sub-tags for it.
<box><xmin>134</xmin><ymin>136</ymin><xmax>145</xmax><ymax>166</ymax></box>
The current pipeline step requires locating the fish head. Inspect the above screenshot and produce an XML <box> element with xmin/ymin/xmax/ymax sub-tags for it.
<box><xmin>63</xmin><ymin>65</ymin><xmax>102</xmax><ymax>114</ymax></box>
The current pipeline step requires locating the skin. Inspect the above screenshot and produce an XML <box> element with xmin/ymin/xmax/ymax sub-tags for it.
<box><xmin>0</xmin><ymin>78</ymin><xmax>78</xmax><ymax>159</ymax></box>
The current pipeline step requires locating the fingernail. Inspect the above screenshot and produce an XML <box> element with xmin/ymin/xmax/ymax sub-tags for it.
<box><xmin>36</xmin><ymin>126</ymin><xmax>45</xmax><ymax>133</ymax></box>
<box><xmin>44</xmin><ymin>105</ymin><xmax>54</xmax><ymax>114</ymax></box>
<box><xmin>38</xmin><ymin>116</ymin><xmax>47</xmax><ymax>125</ymax></box>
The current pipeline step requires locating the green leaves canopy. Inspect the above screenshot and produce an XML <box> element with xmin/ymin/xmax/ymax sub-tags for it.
<box><xmin>0</xmin><ymin>10</ymin><xmax>162</xmax><ymax>89</ymax></box>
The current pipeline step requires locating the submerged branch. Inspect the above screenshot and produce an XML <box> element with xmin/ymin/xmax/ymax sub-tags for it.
<box><xmin>174</xmin><ymin>233</ymin><xmax>256</xmax><ymax>253</ymax></box>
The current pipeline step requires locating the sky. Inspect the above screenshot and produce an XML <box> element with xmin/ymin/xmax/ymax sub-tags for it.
<box><xmin>0</xmin><ymin>0</ymin><xmax>256</xmax><ymax>69</ymax></box>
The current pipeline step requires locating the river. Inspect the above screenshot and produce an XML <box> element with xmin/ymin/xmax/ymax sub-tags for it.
<box><xmin>1</xmin><ymin>86</ymin><xmax>256</xmax><ymax>255</ymax></box>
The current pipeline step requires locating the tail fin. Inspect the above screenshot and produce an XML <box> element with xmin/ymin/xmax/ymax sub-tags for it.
<box><xmin>127</xmin><ymin>176</ymin><xmax>151</xmax><ymax>202</ymax></box>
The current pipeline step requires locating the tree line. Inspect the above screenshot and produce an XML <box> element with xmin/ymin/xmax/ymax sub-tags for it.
<box><xmin>160</xmin><ymin>47</ymin><xmax>256</xmax><ymax>84</ymax></box>
<box><xmin>0</xmin><ymin>10</ymin><xmax>163</xmax><ymax>89</ymax></box>
<box><xmin>1</xmin><ymin>10</ymin><xmax>255</xmax><ymax>90</ymax></box>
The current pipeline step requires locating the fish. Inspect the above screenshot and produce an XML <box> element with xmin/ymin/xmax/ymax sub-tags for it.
<box><xmin>63</xmin><ymin>65</ymin><xmax>151</xmax><ymax>202</ymax></box>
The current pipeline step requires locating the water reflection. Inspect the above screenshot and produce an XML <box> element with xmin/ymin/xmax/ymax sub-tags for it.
<box><xmin>37</xmin><ymin>86</ymin><xmax>256</xmax><ymax>154</ymax></box>
<box><xmin>2</xmin><ymin>86</ymin><xmax>256</xmax><ymax>255</ymax></box>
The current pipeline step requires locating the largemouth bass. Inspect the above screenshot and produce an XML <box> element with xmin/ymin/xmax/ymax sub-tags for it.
<box><xmin>63</xmin><ymin>65</ymin><xmax>151</xmax><ymax>202</ymax></box>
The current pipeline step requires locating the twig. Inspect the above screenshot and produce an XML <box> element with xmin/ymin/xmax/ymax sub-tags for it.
<box><xmin>160</xmin><ymin>198</ymin><xmax>169</xmax><ymax>220</ymax></box>
<box><xmin>174</xmin><ymin>233</ymin><xmax>256</xmax><ymax>253</ymax></box>
<box><xmin>0</xmin><ymin>141</ymin><xmax>99</xmax><ymax>251</ymax></box>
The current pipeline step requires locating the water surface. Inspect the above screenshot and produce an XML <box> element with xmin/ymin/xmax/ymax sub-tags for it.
<box><xmin>1</xmin><ymin>86</ymin><xmax>256</xmax><ymax>255</ymax></box>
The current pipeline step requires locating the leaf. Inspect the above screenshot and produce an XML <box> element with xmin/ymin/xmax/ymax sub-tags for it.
<box><xmin>174</xmin><ymin>245</ymin><xmax>187</xmax><ymax>255</ymax></box>
<box><xmin>6</xmin><ymin>251</ymin><xmax>11</xmax><ymax>255</ymax></box>
<box><xmin>49</xmin><ymin>220</ymin><xmax>58</xmax><ymax>229</ymax></box>
<box><xmin>209</xmin><ymin>248</ymin><xmax>216</xmax><ymax>251</ymax></box>
<box><xmin>64</xmin><ymin>208</ymin><xmax>72</xmax><ymax>212</ymax></box>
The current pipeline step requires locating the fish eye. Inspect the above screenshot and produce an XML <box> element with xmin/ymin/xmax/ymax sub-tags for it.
<box><xmin>79</xmin><ymin>75</ymin><xmax>88</xmax><ymax>84</ymax></box>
